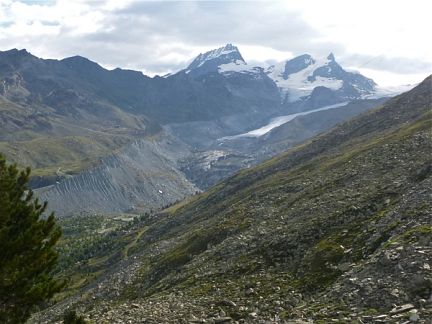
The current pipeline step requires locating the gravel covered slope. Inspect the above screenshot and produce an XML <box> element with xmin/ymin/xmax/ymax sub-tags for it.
<box><xmin>32</xmin><ymin>76</ymin><xmax>432</xmax><ymax>323</ymax></box>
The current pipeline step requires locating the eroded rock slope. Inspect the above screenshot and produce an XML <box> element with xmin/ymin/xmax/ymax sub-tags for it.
<box><xmin>37</xmin><ymin>134</ymin><xmax>198</xmax><ymax>216</ymax></box>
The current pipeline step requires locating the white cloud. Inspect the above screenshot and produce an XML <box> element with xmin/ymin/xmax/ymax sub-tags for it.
<box><xmin>350</xmin><ymin>67</ymin><xmax>427</xmax><ymax>87</ymax></box>
<box><xmin>288</xmin><ymin>0</ymin><xmax>432</xmax><ymax>60</ymax></box>
<box><xmin>0</xmin><ymin>0</ymin><xmax>430</xmax><ymax>85</ymax></box>
<box><xmin>238</xmin><ymin>45</ymin><xmax>294</xmax><ymax>65</ymax></box>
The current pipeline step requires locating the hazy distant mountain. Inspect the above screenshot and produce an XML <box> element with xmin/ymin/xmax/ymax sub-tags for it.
<box><xmin>266</xmin><ymin>53</ymin><xmax>376</xmax><ymax>104</ymax></box>
<box><xmin>179</xmin><ymin>44</ymin><xmax>379</xmax><ymax>111</ymax></box>
<box><xmin>0</xmin><ymin>45</ymin><xmax>387</xmax><ymax>130</ymax></box>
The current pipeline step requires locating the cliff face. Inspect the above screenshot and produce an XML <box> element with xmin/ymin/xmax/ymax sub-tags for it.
<box><xmin>37</xmin><ymin>134</ymin><xmax>198</xmax><ymax>216</ymax></box>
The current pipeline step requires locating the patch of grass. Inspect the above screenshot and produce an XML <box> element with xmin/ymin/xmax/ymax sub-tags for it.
<box><xmin>299</xmin><ymin>239</ymin><xmax>344</xmax><ymax>290</ymax></box>
<box><xmin>0</xmin><ymin>130</ymin><xmax>144</xmax><ymax>180</ymax></box>
<box><xmin>385</xmin><ymin>225</ymin><xmax>432</xmax><ymax>248</ymax></box>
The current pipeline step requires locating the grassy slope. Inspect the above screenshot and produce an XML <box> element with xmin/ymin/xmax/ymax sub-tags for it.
<box><xmin>0</xmin><ymin>95</ymin><xmax>161</xmax><ymax>180</ymax></box>
<box><xmin>0</xmin><ymin>134</ymin><xmax>137</xmax><ymax>177</ymax></box>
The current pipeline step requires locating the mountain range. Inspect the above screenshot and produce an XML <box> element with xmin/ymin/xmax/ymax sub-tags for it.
<box><xmin>0</xmin><ymin>44</ymin><xmax>411</xmax><ymax>216</ymax></box>
<box><xmin>184</xmin><ymin>44</ymin><xmax>377</xmax><ymax>107</ymax></box>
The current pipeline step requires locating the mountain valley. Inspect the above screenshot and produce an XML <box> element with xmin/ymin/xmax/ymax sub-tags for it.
<box><xmin>0</xmin><ymin>44</ymin><xmax>404</xmax><ymax>216</ymax></box>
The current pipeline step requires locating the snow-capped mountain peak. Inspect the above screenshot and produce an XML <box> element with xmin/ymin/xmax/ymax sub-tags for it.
<box><xmin>179</xmin><ymin>45</ymin><xmax>378</xmax><ymax>106</ymax></box>
<box><xmin>266</xmin><ymin>53</ymin><xmax>376</xmax><ymax>103</ymax></box>
<box><xmin>327</xmin><ymin>52</ymin><xmax>335</xmax><ymax>61</ymax></box>
<box><xmin>185</xmin><ymin>44</ymin><xmax>246</xmax><ymax>76</ymax></box>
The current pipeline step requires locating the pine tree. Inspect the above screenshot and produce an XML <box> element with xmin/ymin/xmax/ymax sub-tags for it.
<box><xmin>0</xmin><ymin>154</ymin><xmax>64</xmax><ymax>323</ymax></box>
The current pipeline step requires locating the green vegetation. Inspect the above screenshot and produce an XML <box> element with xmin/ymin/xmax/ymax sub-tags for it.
<box><xmin>0</xmin><ymin>154</ymin><xmax>63</xmax><ymax>323</ymax></box>
<box><xmin>53</xmin><ymin>214</ymin><xmax>150</xmax><ymax>301</ymax></box>
<box><xmin>63</xmin><ymin>310</ymin><xmax>88</xmax><ymax>324</ymax></box>
<box><xmin>0</xmin><ymin>133</ymin><xmax>133</xmax><ymax>178</ymax></box>
<box><xmin>302</xmin><ymin>239</ymin><xmax>345</xmax><ymax>289</ymax></box>
<box><xmin>0</xmin><ymin>86</ymin><xmax>162</xmax><ymax>183</ymax></box>
<box><xmin>385</xmin><ymin>224</ymin><xmax>432</xmax><ymax>247</ymax></box>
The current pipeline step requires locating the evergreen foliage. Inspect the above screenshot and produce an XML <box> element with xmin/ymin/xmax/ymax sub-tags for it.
<box><xmin>0</xmin><ymin>154</ymin><xmax>63</xmax><ymax>323</ymax></box>
<box><xmin>63</xmin><ymin>310</ymin><xmax>88</xmax><ymax>324</ymax></box>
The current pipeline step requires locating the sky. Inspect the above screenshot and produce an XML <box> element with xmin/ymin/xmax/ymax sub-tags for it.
<box><xmin>0</xmin><ymin>0</ymin><xmax>431</xmax><ymax>86</ymax></box>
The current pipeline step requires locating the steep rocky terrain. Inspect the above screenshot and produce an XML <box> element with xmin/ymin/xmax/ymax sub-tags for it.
<box><xmin>32</xmin><ymin>76</ymin><xmax>432</xmax><ymax>323</ymax></box>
